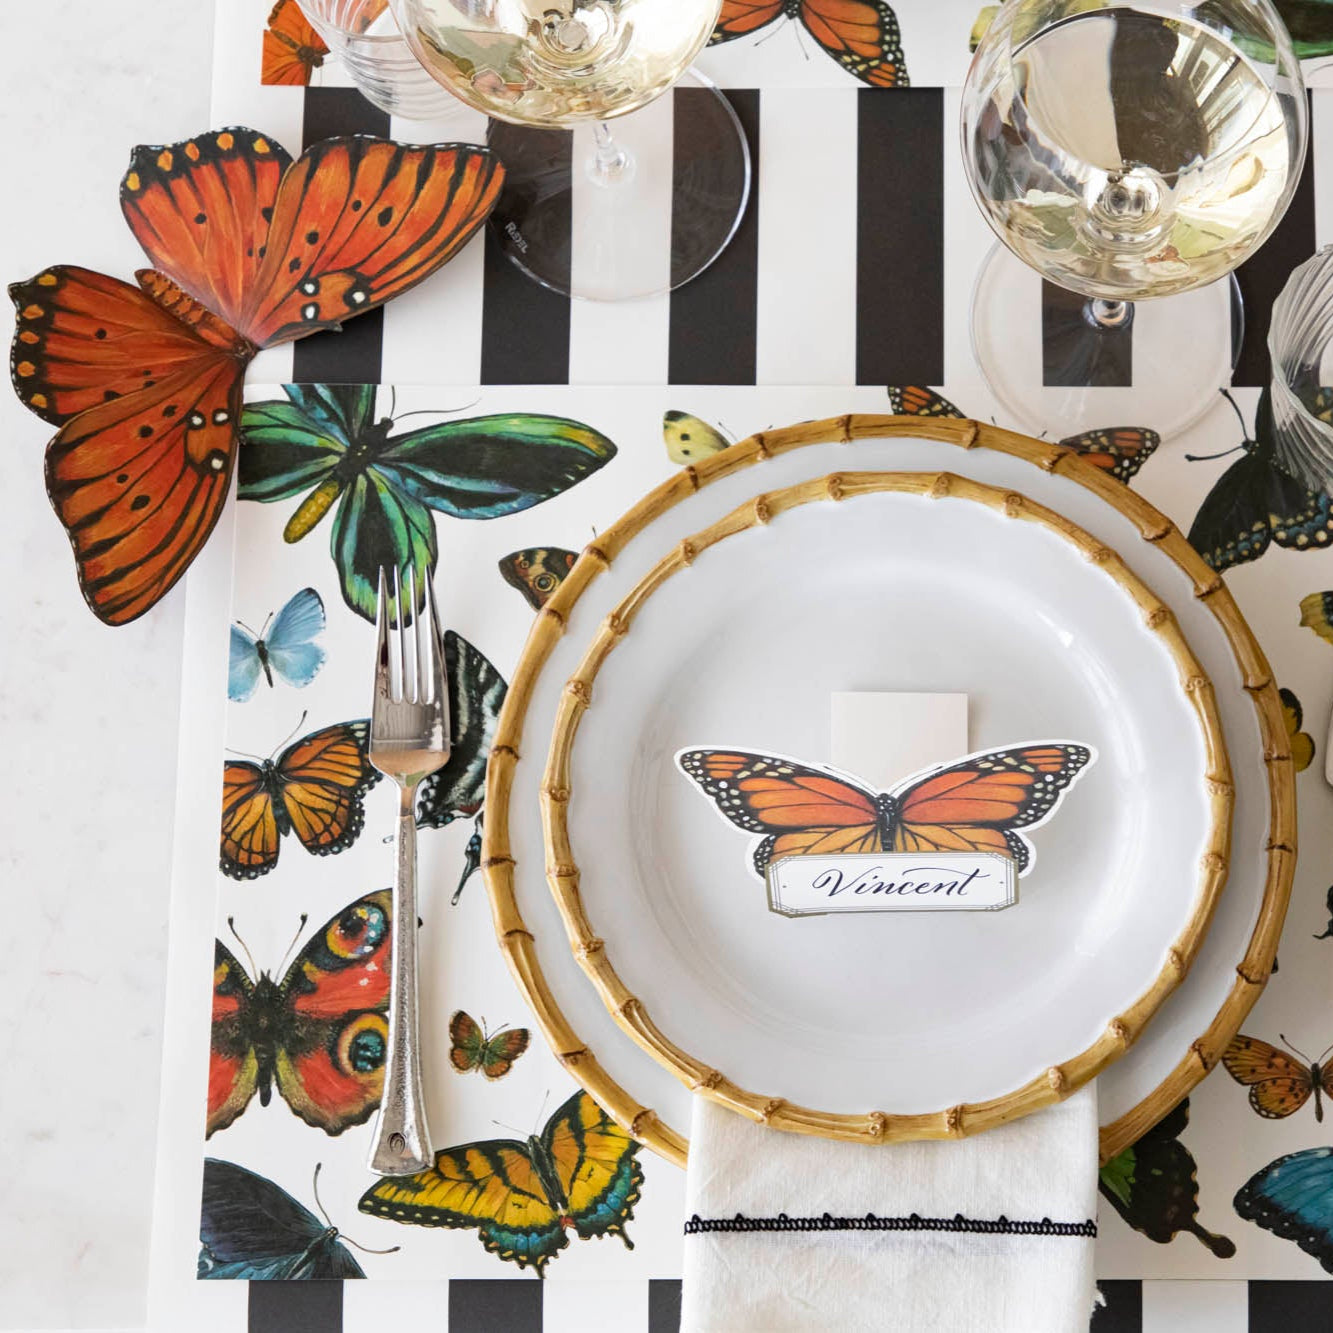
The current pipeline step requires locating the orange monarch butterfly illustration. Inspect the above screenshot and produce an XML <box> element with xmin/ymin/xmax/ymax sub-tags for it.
<box><xmin>710</xmin><ymin>0</ymin><xmax>909</xmax><ymax>88</ymax></box>
<box><xmin>678</xmin><ymin>742</ymin><xmax>1094</xmax><ymax>878</ymax></box>
<box><xmin>1223</xmin><ymin>1034</ymin><xmax>1333</xmax><ymax>1122</ymax></box>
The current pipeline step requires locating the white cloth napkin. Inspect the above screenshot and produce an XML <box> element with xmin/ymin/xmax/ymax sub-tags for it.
<box><xmin>680</xmin><ymin>1086</ymin><xmax>1099</xmax><ymax>1333</ymax></box>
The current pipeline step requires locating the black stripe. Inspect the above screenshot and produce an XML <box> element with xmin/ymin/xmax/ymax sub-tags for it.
<box><xmin>1249</xmin><ymin>1281</ymin><xmax>1333</xmax><ymax>1333</ymax></box>
<box><xmin>292</xmin><ymin>88</ymin><xmax>390</xmax><ymax>385</ymax></box>
<box><xmin>248</xmin><ymin>1280</ymin><xmax>343</xmax><ymax>1333</ymax></box>
<box><xmin>1090</xmin><ymin>1280</ymin><xmax>1142</xmax><ymax>1333</ymax></box>
<box><xmin>684</xmin><ymin>1211</ymin><xmax>1096</xmax><ymax>1237</ymax></box>
<box><xmin>648</xmin><ymin>1278</ymin><xmax>683</xmax><ymax>1333</ymax></box>
<box><xmin>1041</xmin><ymin>281</ymin><xmax>1133</xmax><ymax>387</ymax></box>
<box><xmin>668</xmin><ymin>88</ymin><xmax>760</xmax><ymax>385</ymax></box>
<box><xmin>856</xmin><ymin>88</ymin><xmax>944</xmax><ymax>386</ymax></box>
<box><xmin>1232</xmin><ymin>90</ymin><xmax>1316</xmax><ymax>387</ymax></box>
<box><xmin>480</xmin><ymin>125</ymin><xmax>572</xmax><ymax>384</ymax></box>
<box><xmin>448</xmin><ymin>1279</ymin><xmax>543</xmax><ymax>1332</ymax></box>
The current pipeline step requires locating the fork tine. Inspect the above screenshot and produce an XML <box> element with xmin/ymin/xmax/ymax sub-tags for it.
<box><xmin>408</xmin><ymin>564</ymin><xmax>422</xmax><ymax>704</ymax></box>
<box><xmin>394</xmin><ymin>565</ymin><xmax>410</xmax><ymax>704</ymax></box>
<box><xmin>425</xmin><ymin>567</ymin><xmax>448</xmax><ymax>721</ymax></box>
<box><xmin>374</xmin><ymin>568</ymin><xmax>392</xmax><ymax>701</ymax></box>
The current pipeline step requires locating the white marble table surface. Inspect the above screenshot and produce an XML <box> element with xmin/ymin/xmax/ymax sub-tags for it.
<box><xmin>0</xmin><ymin>3</ymin><xmax>213</xmax><ymax>1328</ymax></box>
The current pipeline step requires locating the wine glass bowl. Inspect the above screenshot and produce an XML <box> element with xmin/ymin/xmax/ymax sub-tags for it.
<box><xmin>960</xmin><ymin>0</ymin><xmax>1308</xmax><ymax>438</ymax></box>
<box><xmin>389</xmin><ymin>0</ymin><xmax>722</xmax><ymax>124</ymax></box>
<box><xmin>963</xmin><ymin>0</ymin><xmax>1307</xmax><ymax>302</ymax></box>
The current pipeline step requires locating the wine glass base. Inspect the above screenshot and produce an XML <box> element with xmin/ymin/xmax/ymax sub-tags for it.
<box><xmin>487</xmin><ymin>69</ymin><xmax>751</xmax><ymax>302</ymax></box>
<box><xmin>971</xmin><ymin>244</ymin><xmax>1243</xmax><ymax>440</ymax></box>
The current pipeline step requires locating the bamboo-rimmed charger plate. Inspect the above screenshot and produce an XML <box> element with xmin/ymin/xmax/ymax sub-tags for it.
<box><xmin>538</xmin><ymin>469</ymin><xmax>1231</xmax><ymax>1140</ymax></box>
<box><xmin>484</xmin><ymin>416</ymin><xmax>1295</xmax><ymax>1161</ymax></box>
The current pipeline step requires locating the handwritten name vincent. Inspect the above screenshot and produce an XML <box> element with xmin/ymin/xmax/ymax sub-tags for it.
<box><xmin>811</xmin><ymin>864</ymin><xmax>991</xmax><ymax>899</ymax></box>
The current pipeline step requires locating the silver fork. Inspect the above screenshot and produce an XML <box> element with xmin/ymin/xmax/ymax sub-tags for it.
<box><xmin>366</xmin><ymin>565</ymin><xmax>450</xmax><ymax>1176</ymax></box>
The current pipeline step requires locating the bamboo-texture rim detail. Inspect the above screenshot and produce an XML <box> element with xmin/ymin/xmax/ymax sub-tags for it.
<box><xmin>539</xmin><ymin>471</ymin><xmax>1233</xmax><ymax>1145</ymax></box>
<box><xmin>482</xmin><ymin>414</ymin><xmax>1295</xmax><ymax>1165</ymax></box>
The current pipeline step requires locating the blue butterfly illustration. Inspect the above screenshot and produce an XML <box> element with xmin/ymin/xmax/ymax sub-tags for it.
<box><xmin>1234</xmin><ymin>1145</ymin><xmax>1333</xmax><ymax>1272</ymax></box>
<box><xmin>199</xmin><ymin>1158</ymin><xmax>395</xmax><ymax>1279</ymax></box>
<box><xmin>238</xmin><ymin>385</ymin><xmax>617</xmax><ymax>621</ymax></box>
<box><xmin>228</xmin><ymin>587</ymin><xmax>327</xmax><ymax>702</ymax></box>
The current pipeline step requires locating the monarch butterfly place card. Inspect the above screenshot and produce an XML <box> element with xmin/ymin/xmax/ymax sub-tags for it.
<box><xmin>676</xmin><ymin>742</ymin><xmax>1096</xmax><ymax>918</ymax></box>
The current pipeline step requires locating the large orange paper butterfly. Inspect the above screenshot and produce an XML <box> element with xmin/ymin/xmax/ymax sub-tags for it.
<box><xmin>261</xmin><ymin>0</ymin><xmax>329</xmax><ymax>85</ymax></box>
<box><xmin>209</xmin><ymin>891</ymin><xmax>391</xmax><ymax>1136</ymax></box>
<box><xmin>678</xmin><ymin>743</ymin><xmax>1093</xmax><ymax>877</ymax></box>
<box><xmin>10</xmin><ymin>127</ymin><xmax>504</xmax><ymax>624</ymax></box>
<box><xmin>710</xmin><ymin>0</ymin><xmax>909</xmax><ymax>87</ymax></box>
<box><xmin>1223</xmin><ymin>1034</ymin><xmax>1333</xmax><ymax>1122</ymax></box>
<box><xmin>220</xmin><ymin>718</ymin><xmax>381</xmax><ymax>879</ymax></box>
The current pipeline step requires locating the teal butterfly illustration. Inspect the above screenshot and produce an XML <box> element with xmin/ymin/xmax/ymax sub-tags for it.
<box><xmin>238</xmin><ymin>386</ymin><xmax>617</xmax><ymax>619</ymax></box>
<box><xmin>1234</xmin><ymin>1146</ymin><xmax>1333</xmax><ymax>1272</ymax></box>
<box><xmin>228</xmin><ymin>587</ymin><xmax>326</xmax><ymax>702</ymax></box>
<box><xmin>357</xmin><ymin>1089</ymin><xmax>642</xmax><ymax>1277</ymax></box>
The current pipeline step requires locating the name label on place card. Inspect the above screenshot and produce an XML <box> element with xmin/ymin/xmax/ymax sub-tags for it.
<box><xmin>765</xmin><ymin>852</ymin><xmax>1016</xmax><ymax>918</ymax></box>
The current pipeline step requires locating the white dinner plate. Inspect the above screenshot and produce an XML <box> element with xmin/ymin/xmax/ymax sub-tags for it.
<box><xmin>486</xmin><ymin>419</ymin><xmax>1290</xmax><ymax>1159</ymax></box>
<box><xmin>539</xmin><ymin>470</ymin><xmax>1229</xmax><ymax>1136</ymax></box>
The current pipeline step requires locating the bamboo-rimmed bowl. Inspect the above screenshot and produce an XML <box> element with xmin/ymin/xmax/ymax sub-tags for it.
<box><xmin>483</xmin><ymin>415</ymin><xmax>1295</xmax><ymax>1164</ymax></box>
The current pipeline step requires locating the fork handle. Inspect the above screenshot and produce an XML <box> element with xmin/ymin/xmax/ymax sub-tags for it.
<box><xmin>367</xmin><ymin>791</ymin><xmax>434</xmax><ymax>1176</ymax></box>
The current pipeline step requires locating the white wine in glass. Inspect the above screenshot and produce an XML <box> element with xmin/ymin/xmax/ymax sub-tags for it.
<box><xmin>962</xmin><ymin>0</ymin><xmax>1307</xmax><ymax>437</ymax></box>
<box><xmin>391</xmin><ymin>0</ymin><xmax>750</xmax><ymax>300</ymax></box>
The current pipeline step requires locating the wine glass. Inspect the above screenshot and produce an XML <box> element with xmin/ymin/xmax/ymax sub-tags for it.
<box><xmin>388</xmin><ymin>0</ymin><xmax>750</xmax><ymax>301</ymax></box>
<box><xmin>961</xmin><ymin>0</ymin><xmax>1307</xmax><ymax>438</ymax></box>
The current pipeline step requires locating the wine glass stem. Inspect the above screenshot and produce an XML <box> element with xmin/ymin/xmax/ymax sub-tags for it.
<box><xmin>1086</xmin><ymin>298</ymin><xmax>1134</xmax><ymax>331</ymax></box>
<box><xmin>588</xmin><ymin>121</ymin><xmax>635</xmax><ymax>187</ymax></box>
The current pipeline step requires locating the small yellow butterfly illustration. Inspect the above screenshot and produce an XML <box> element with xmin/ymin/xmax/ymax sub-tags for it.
<box><xmin>664</xmin><ymin>410</ymin><xmax>731</xmax><ymax>466</ymax></box>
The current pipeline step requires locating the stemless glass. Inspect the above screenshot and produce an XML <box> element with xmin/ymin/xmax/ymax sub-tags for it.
<box><xmin>1268</xmin><ymin>245</ymin><xmax>1333</xmax><ymax>492</ymax></box>
<box><xmin>961</xmin><ymin>0</ymin><xmax>1307</xmax><ymax>437</ymax></box>
<box><xmin>297</xmin><ymin>0</ymin><xmax>472</xmax><ymax>121</ymax></box>
<box><xmin>387</xmin><ymin>0</ymin><xmax>750</xmax><ymax>300</ymax></box>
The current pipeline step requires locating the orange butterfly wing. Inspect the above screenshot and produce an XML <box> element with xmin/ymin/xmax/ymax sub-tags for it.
<box><xmin>262</xmin><ymin>0</ymin><xmax>328</xmax><ymax>86</ymax></box>
<box><xmin>239</xmin><ymin>138</ymin><xmax>504</xmax><ymax>347</ymax></box>
<box><xmin>1058</xmin><ymin>427</ymin><xmax>1159</xmax><ymax>485</ymax></box>
<box><xmin>887</xmin><ymin>384</ymin><xmax>964</xmax><ymax>418</ymax></box>
<box><xmin>797</xmin><ymin>0</ymin><xmax>909</xmax><ymax>87</ymax></box>
<box><xmin>894</xmin><ymin>744</ymin><xmax>1092</xmax><ymax>873</ymax></box>
<box><xmin>120</xmin><ymin>128</ymin><xmax>292</xmax><ymax>334</ymax></box>
<box><xmin>208</xmin><ymin>942</ymin><xmax>261</xmax><ymax>1136</ymax></box>
<box><xmin>678</xmin><ymin>749</ymin><xmax>883</xmax><ymax>874</ymax></box>
<box><xmin>711</xmin><ymin>0</ymin><xmax>786</xmax><ymax>40</ymax></box>
<box><xmin>1222</xmin><ymin>1035</ymin><xmax>1315</xmax><ymax>1119</ymax></box>
<box><xmin>275</xmin><ymin>720</ymin><xmax>382</xmax><ymax>857</ymax></box>
<box><xmin>220</xmin><ymin>760</ymin><xmax>282</xmax><ymax>878</ymax></box>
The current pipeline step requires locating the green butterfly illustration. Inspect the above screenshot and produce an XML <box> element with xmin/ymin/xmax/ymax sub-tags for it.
<box><xmin>239</xmin><ymin>385</ymin><xmax>617</xmax><ymax>620</ymax></box>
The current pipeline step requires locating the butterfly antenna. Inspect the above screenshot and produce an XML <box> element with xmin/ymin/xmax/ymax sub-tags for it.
<box><xmin>533</xmin><ymin>1089</ymin><xmax>551</xmax><ymax>1136</ymax></box>
<box><xmin>1220</xmin><ymin>386</ymin><xmax>1249</xmax><ymax>436</ymax></box>
<box><xmin>310</xmin><ymin>1165</ymin><xmax>402</xmax><ymax>1255</ymax></box>
<box><xmin>388</xmin><ymin>385</ymin><xmax>397</xmax><ymax>421</ymax></box>
<box><xmin>276</xmin><ymin>913</ymin><xmax>310</xmax><ymax>977</ymax></box>
<box><xmin>223</xmin><ymin>746</ymin><xmax>265</xmax><ymax>762</ymax></box>
<box><xmin>1316</xmin><ymin>1040</ymin><xmax>1333</xmax><ymax>1066</ymax></box>
<box><xmin>389</xmin><ymin>399</ymin><xmax>483</xmax><ymax>423</ymax></box>
<box><xmin>492</xmin><ymin>1119</ymin><xmax>527</xmax><ymax>1136</ymax></box>
<box><xmin>268</xmin><ymin>710</ymin><xmax>309</xmax><ymax>760</ymax></box>
<box><xmin>225</xmin><ymin>918</ymin><xmax>260</xmax><ymax>978</ymax></box>
<box><xmin>1279</xmin><ymin>1033</ymin><xmax>1313</xmax><ymax>1063</ymax></box>
<box><xmin>1183</xmin><ymin>444</ymin><xmax>1244</xmax><ymax>462</ymax></box>
<box><xmin>259</xmin><ymin>611</ymin><xmax>275</xmax><ymax>639</ymax></box>
<box><xmin>234</xmin><ymin>619</ymin><xmax>262</xmax><ymax>638</ymax></box>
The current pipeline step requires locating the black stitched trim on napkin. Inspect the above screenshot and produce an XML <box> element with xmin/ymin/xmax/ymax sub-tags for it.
<box><xmin>684</xmin><ymin>1212</ymin><xmax>1096</xmax><ymax>1238</ymax></box>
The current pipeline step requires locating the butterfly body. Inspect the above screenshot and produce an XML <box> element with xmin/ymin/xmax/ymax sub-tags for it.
<box><xmin>711</xmin><ymin>0</ymin><xmax>909</xmax><ymax>87</ymax></box>
<box><xmin>12</xmin><ymin>127</ymin><xmax>504</xmax><ymax>624</ymax></box>
<box><xmin>209</xmin><ymin>891</ymin><xmax>391</xmax><ymax>1137</ymax></box>
<box><xmin>200</xmin><ymin>1159</ymin><xmax>367</xmax><ymax>1279</ymax></box>
<box><xmin>1222</xmin><ymin>1033</ymin><xmax>1333</xmax><ymax>1121</ymax></box>
<box><xmin>358</xmin><ymin>1090</ymin><xmax>642</xmax><ymax>1277</ymax></box>
<box><xmin>680</xmin><ymin>743</ymin><xmax>1093</xmax><ymax>879</ymax></box>
<box><xmin>220</xmin><ymin>719</ymin><xmax>380</xmax><ymax>878</ymax></box>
